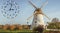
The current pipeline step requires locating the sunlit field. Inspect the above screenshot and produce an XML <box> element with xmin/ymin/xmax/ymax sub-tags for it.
<box><xmin>0</xmin><ymin>29</ymin><xmax>60</xmax><ymax>33</ymax></box>
<box><xmin>0</xmin><ymin>29</ymin><xmax>36</xmax><ymax>33</ymax></box>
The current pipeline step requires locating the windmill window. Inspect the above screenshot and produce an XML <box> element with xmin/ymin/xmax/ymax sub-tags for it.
<box><xmin>35</xmin><ymin>21</ymin><xmax>37</xmax><ymax>23</ymax></box>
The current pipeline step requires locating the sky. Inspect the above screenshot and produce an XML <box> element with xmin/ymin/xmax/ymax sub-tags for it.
<box><xmin>0</xmin><ymin>0</ymin><xmax>60</xmax><ymax>25</ymax></box>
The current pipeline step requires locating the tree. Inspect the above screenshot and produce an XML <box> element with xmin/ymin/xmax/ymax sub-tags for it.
<box><xmin>47</xmin><ymin>22</ymin><xmax>60</xmax><ymax>29</ymax></box>
<box><xmin>51</xmin><ymin>18</ymin><xmax>60</xmax><ymax>22</ymax></box>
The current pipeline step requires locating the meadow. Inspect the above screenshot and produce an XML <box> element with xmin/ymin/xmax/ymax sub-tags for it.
<box><xmin>0</xmin><ymin>29</ymin><xmax>35</xmax><ymax>33</ymax></box>
<box><xmin>0</xmin><ymin>29</ymin><xmax>60</xmax><ymax>33</ymax></box>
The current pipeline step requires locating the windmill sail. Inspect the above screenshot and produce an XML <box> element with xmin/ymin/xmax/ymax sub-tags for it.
<box><xmin>40</xmin><ymin>0</ymin><xmax>48</xmax><ymax>8</ymax></box>
<box><xmin>43</xmin><ymin>13</ymin><xmax>50</xmax><ymax>20</ymax></box>
<box><xmin>28</xmin><ymin>0</ymin><xmax>37</xmax><ymax>9</ymax></box>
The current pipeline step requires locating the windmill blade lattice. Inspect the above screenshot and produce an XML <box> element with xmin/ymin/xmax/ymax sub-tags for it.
<box><xmin>1</xmin><ymin>0</ymin><xmax>20</xmax><ymax>19</ymax></box>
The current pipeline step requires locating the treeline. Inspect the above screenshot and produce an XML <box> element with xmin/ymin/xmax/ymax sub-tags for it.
<box><xmin>0</xmin><ymin>24</ymin><xmax>31</xmax><ymax>30</ymax></box>
<box><xmin>47</xmin><ymin>22</ymin><xmax>60</xmax><ymax>29</ymax></box>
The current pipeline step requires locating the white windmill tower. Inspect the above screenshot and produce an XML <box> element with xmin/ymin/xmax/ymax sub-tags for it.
<box><xmin>27</xmin><ymin>0</ymin><xmax>50</xmax><ymax>29</ymax></box>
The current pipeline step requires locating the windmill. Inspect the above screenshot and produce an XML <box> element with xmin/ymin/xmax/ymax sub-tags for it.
<box><xmin>27</xmin><ymin>0</ymin><xmax>50</xmax><ymax>29</ymax></box>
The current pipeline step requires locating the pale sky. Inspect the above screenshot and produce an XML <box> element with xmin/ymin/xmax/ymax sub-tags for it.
<box><xmin>0</xmin><ymin>0</ymin><xmax>60</xmax><ymax>25</ymax></box>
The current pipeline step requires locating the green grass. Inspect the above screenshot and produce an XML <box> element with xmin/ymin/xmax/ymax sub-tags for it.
<box><xmin>0</xmin><ymin>29</ymin><xmax>49</xmax><ymax>33</ymax></box>
<box><xmin>0</xmin><ymin>29</ymin><xmax>35</xmax><ymax>33</ymax></box>
<box><xmin>1</xmin><ymin>29</ymin><xmax>60</xmax><ymax>33</ymax></box>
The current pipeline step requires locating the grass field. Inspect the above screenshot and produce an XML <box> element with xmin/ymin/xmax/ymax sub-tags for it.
<box><xmin>0</xmin><ymin>29</ymin><xmax>36</xmax><ymax>33</ymax></box>
<box><xmin>0</xmin><ymin>29</ymin><xmax>49</xmax><ymax>33</ymax></box>
<box><xmin>0</xmin><ymin>29</ymin><xmax>60</xmax><ymax>33</ymax></box>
